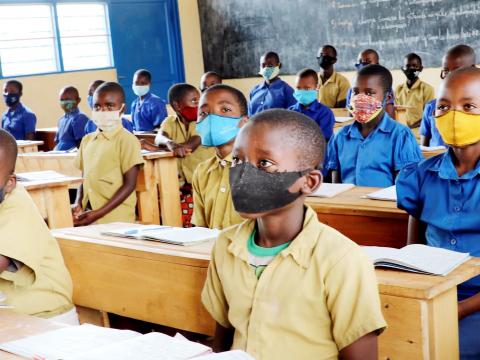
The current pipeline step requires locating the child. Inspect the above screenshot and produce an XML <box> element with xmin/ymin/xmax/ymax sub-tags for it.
<box><xmin>192</xmin><ymin>84</ymin><xmax>247</xmax><ymax>229</ymax></box>
<box><xmin>72</xmin><ymin>82</ymin><xmax>144</xmax><ymax>226</ymax></box>
<box><xmin>54</xmin><ymin>86</ymin><xmax>89</xmax><ymax>151</ymax></box>
<box><xmin>395</xmin><ymin>53</ymin><xmax>435</xmax><ymax>137</ymax></box>
<box><xmin>84</xmin><ymin>80</ymin><xmax>134</xmax><ymax>134</ymax></box>
<box><xmin>420</xmin><ymin>44</ymin><xmax>476</xmax><ymax>147</ymax></box>
<box><xmin>200</xmin><ymin>71</ymin><xmax>222</xmax><ymax>93</ymax></box>
<box><xmin>316</xmin><ymin>45</ymin><xmax>350</xmax><ymax>108</ymax></box>
<box><xmin>202</xmin><ymin>109</ymin><xmax>386</xmax><ymax>359</ymax></box>
<box><xmin>327</xmin><ymin>64</ymin><xmax>423</xmax><ymax>187</ymax></box>
<box><xmin>2</xmin><ymin>80</ymin><xmax>37</xmax><ymax>140</ymax></box>
<box><xmin>131</xmin><ymin>69</ymin><xmax>168</xmax><ymax>131</ymax></box>
<box><xmin>397</xmin><ymin>67</ymin><xmax>480</xmax><ymax>359</ymax></box>
<box><xmin>248</xmin><ymin>51</ymin><xmax>295</xmax><ymax>115</ymax></box>
<box><xmin>289</xmin><ymin>68</ymin><xmax>335</xmax><ymax>142</ymax></box>
<box><xmin>0</xmin><ymin>129</ymin><xmax>76</xmax><ymax>323</ymax></box>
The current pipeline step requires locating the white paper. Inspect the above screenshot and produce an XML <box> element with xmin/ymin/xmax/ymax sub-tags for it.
<box><xmin>16</xmin><ymin>170</ymin><xmax>73</xmax><ymax>182</ymax></box>
<box><xmin>16</xmin><ymin>140</ymin><xmax>34</xmax><ymax>145</ymax></box>
<box><xmin>102</xmin><ymin>225</ymin><xmax>172</xmax><ymax>239</ymax></box>
<box><xmin>419</xmin><ymin>145</ymin><xmax>447</xmax><ymax>152</ymax></box>
<box><xmin>194</xmin><ymin>350</ymin><xmax>255</xmax><ymax>360</ymax></box>
<box><xmin>143</xmin><ymin>227</ymin><xmax>219</xmax><ymax>245</ymax></box>
<box><xmin>335</xmin><ymin>116</ymin><xmax>353</xmax><ymax>123</ymax></box>
<box><xmin>366</xmin><ymin>186</ymin><xmax>397</xmax><ymax>202</ymax></box>
<box><xmin>311</xmin><ymin>183</ymin><xmax>355</xmax><ymax>198</ymax></box>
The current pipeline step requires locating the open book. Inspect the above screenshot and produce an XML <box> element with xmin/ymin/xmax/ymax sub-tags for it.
<box><xmin>366</xmin><ymin>186</ymin><xmax>397</xmax><ymax>202</ymax></box>
<box><xmin>311</xmin><ymin>183</ymin><xmax>355</xmax><ymax>198</ymax></box>
<box><xmin>101</xmin><ymin>225</ymin><xmax>219</xmax><ymax>246</ymax></box>
<box><xmin>362</xmin><ymin>244</ymin><xmax>470</xmax><ymax>276</ymax></box>
<box><xmin>16</xmin><ymin>170</ymin><xmax>74</xmax><ymax>182</ymax></box>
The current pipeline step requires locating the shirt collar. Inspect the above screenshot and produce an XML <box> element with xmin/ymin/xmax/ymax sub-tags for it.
<box><xmin>206</xmin><ymin>152</ymin><xmax>233</xmax><ymax>174</ymax></box>
<box><xmin>346</xmin><ymin>112</ymin><xmax>394</xmax><ymax>139</ymax></box>
<box><xmin>92</xmin><ymin>124</ymin><xmax>124</xmax><ymax>140</ymax></box>
<box><xmin>7</xmin><ymin>103</ymin><xmax>24</xmax><ymax>114</ymax></box>
<box><xmin>260</xmin><ymin>78</ymin><xmax>284</xmax><ymax>89</ymax></box>
<box><xmin>402</xmin><ymin>79</ymin><xmax>422</xmax><ymax>92</ymax></box>
<box><xmin>292</xmin><ymin>100</ymin><xmax>320</xmax><ymax>112</ymax></box>
<box><xmin>65</xmin><ymin>108</ymin><xmax>80</xmax><ymax>117</ymax></box>
<box><xmin>429</xmin><ymin>149</ymin><xmax>480</xmax><ymax>180</ymax></box>
<box><xmin>319</xmin><ymin>71</ymin><xmax>337</xmax><ymax>86</ymax></box>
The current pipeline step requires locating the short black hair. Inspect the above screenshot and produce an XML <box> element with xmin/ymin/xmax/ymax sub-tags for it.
<box><xmin>168</xmin><ymin>83</ymin><xmax>198</xmax><ymax>104</ymax></box>
<box><xmin>445</xmin><ymin>66</ymin><xmax>480</xmax><ymax>84</ymax></box>
<box><xmin>60</xmin><ymin>86</ymin><xmax>79</xmax><ymax>98</ymax></box>
<box><xmin>249</xmin><ymin>109</ymin><xmax>325</xmax><ymax>169</ymax></box>
<box><xmin>322</xmin><ymin>44</ymin><xmax>337</xmax><ymax>57</ymax></box>
<box><xmin>357</xmin><ymin>64</ymin><xmax>393</xmax><ymax>95</ymax></box>
<box><xmin>297</xmin><ymin>68</ymin><xmax>319</xmax><ymax>83</ymax></box>
<box><xmin>5</xmin><ymin>80</ymin><xmax>23</xmax><ymax>93</ymax></box>
<box><xmin>0</xmin><ymin>129</ymin><xmax>18</xmax><ymax>173</ymax></box>
<box><xmin>134</xmin><ymin>69</ymin><xmax>152</xmax><ymax>82</ymax></box>
<box><xmin>95</xmin><ymin>82</ymin><xmax>126</xmax><ymax>103</ymax></box>
<box><xmin>202</xmin><ymin>71</ymin><xmax>222</xmax><ymax>81</ymax></box>
<box><xmin>90</xmin><ymin>80</ymin><xmax>105</xmax><ymax>90</ymax></box>
<box><xmin>446</xmin><ymin>44</ymin><xmax>476</xmax><ymax>64</ymax></box>
<box><xmin>203</xmin><ymin>84</ymin><xmax>248</xmax><ymax>116</ymax></box>
<box><xmin>262</xmin><ymin>51</ymin><xmax>280</xmax><ymax>63</ymax></box>
<box><xmin>361</xmin><ymin>48</ymin><xmax>380</xmax><ymax>62</ymax></box>
<box><xmin>405</xmin><ymin>53</ymin><xmax>422</xmax><ymax>65</ymax></box>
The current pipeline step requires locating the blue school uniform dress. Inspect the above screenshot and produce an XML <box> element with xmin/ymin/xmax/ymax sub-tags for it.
<box><xmin>419</xmin><ymin>99</ymin><xmax>446</xmax><ymax>147</ymax></box>
<box><xmin>1</xmin><ymin>103</ymin><xmax>36</xmax><ymax>140</ymax></box>
<box><xmin>345</xmin><ymin>88</ymin><xmax>395</xmax><ymax>108</ymax></box>
<box><xmin>248</xmin><ymin>79</ymin><xmax>296</xmax><ymax>115</ymax></box>
<box><xmin>54</xmin><ymin>109</ymin><xmax>89</xmax><ymax>151</ymax></box>
<box><xmin>289</xmin><ymin>100</ymin><xmax>335</xmax><ymax>141</ymax></box>
<box><xmin>84</xmin><ymin>117</ymin><xmax>134</xmax><ymax>134</ymax></box>
<box><xmin>396</xmin><ymin>150</ymin><xmax>480</xmax><ymax>359</ymax></box>
<box><xmin>326</xmin><ymin>112</ymin><xmax>423</xmax><ymax>187</ymax></box>
<box><xmin>131</xmin><ymin>92</ymin><xmax>167</xmax><ymax>131</ymax></box>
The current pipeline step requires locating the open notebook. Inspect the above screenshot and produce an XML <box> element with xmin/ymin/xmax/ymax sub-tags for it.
<box><xmin>362</xmin><ymin>244</ymin><xmax>470</xmax><ymax>276</ymax></box>
<box><xmin>16</xmin><ymin>170</ymin><xmax>73</xmax><ymax>182</ymax></box>
<box><xmin>101</xmin><ymin>225</ymin><xmax>219</xmax><ymax>246</ymax></box>
<box><xmin>366</xmin><ymin>186</ymin><xmax>397</xmax><ymax>202</ymax></box>
<box><xmin>311</xmin><ymin>183</ymin><xmax>355</xmax><ymax>198</ymax></box>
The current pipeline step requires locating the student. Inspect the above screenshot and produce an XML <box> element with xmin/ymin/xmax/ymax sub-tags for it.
<box><xmin>248</xmin><ymin>51</ymin><xmax>296</xmax><ymax>115</ymax></box>
<box><xmin>85</xmin><ymin>80</ymin><xmax>134</xmax><ymax>134</ymax></box>
<box><xmin>397</xmin><ymin>67</ymin><xmax>480</xmax><ymax>359</ymax></box>
<box><xmin>0</xmin><ymin>129</ymin><xmax>77</xmax><ymax>323</ymax></box>
<box><xmin>131</xmin><ymin>69</ymin><xmax>168</xmax><ymax>131</ymax></box>
<box><xmin>202</xmin><ymin>109</ymin><xmax>386</xmax><ymax>359</ymax></box>
<box><xmin>2</xmin><ymin>80</ymin><xmax>36</xmax><ymax>140</ymax></box>
<box><xmin>200</xmin><ymin>71</ymin><xmax>222</xmax><ymax>93</ymax></box>
<box><xmin>317</xmin><ymin>44</ymin><xmax>350</xmax><ymax>108</ymax></box>
<box><xmin>420</xmin><ymin>45</ymin><xmax>476</xmax><ymax>147</ymax></box>
<box><xmin>327</xmin><ymin>65</ymin><xmax>423</xmax><ymax>187</ymax></box>
<box><xmin>192</xmin><ymin>84</ymin><xmax>247</xmax><ymax>229</ymax></box>
<box><xmin>72</xmin><ymin>82</ymin><xmax>144</xmax><ymax>226</ymax></box>
<box><xmin>289</xmin><ymin>68</ymin><xmax>335</xmax><ymax>142</ymax></box>
<box><xmin>54</xmin><ymin>86</ymin><xmax>89</xmax><ymax>151</ymax></box>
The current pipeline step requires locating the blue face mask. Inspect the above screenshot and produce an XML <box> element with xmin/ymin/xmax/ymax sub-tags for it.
<box><xmin>354</xmin><ymin>62</ymin><xmax>370</xmax><ymax>71</ymax></box>
<box><xmin>4</xmin><ymin>93</ymin><xmax>19</xmax><ymax>107</ymax></box>
<box><xmin>293</xmin><ymin>89</ymin><xmax>318</xmax><ymax>106</ymax></box>
<box><xmin>87</xmin><ymin>95</ymin><xmax>94</xmax><ymax>109</ymax></box>
<box><xmin>196</xmin><ymin>114</ymin><xmax>243</xmax><ymax>147</ymax></box>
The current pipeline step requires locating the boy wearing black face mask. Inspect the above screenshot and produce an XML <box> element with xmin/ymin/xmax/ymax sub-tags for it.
<box><xmin>317</xmin><ymin>45</ymin><xmax>350</xmax><ymax>108</ymax></box>
<box><xmin>395</xmin><ymin>53</ymin><xmax>434</xmax><ymax>137</ymax></box>
<box><xmin>202</xmin><ymin>109</ymin><xmax>386</xmax><ymax>360</ymax></box>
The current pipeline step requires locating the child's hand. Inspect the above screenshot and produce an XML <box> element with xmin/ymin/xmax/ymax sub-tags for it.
<box><xmin>140</xmin><ymin>139</ymin><xmax>160</xmax><ymax>152</ymax></box>
<box><xmin>73</xmin><ymin>210</ymin><xmax>101</xmax><ymax>227</ymax></box>
<box><xmin>71</xmin><ymin>203</ymin><xmax>83</xmax><ymax>218</ymax></box>
<box><xmin>167</xmin><ymin>141</ymin><xmax>192</xmax><ymax>158</ymax></box>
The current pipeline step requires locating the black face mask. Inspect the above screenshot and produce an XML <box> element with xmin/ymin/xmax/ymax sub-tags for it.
<box><xmin>318</xmin><ymin>55</ymin><xmax>336</xmax><ymax>69</ymax></box>
<box><xmin>229</xmin><ymin>162</ymin><xmax>310</xmax><ymax>214</ymax></box>
<box><xmin>402</xmin><ymin>68</ymin><xmax>420</xmax><ymax>81</ymax></box>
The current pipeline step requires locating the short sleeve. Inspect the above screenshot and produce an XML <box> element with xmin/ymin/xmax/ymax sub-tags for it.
<box><xmin>325</xmin><ymin>135</ymin><xmax>340</xmax><ymax>171</ymax></box>
<box><xmin>122</xmin><ymin>118</ymin><xmax>134</xmax><ymax>133</ymax></box>
<box><xmin>24</xmin><ymin>112</ymin><xmax>37</xmax><ymax>134</ymax></box>
<box><xmin>283</xmin><ymin>83</ymin><xmax>296</xmax><ymax>109</ymax></box>
<box><xmin>325</xmin><ymin>247</ymin><xmax>386</xmax><ymax>350</ymax></box>
<box><xmin>191</xmin><ymin>166</ymin><xmax>207</xmax><ymax>227</ymax></box>
<box><xmin>72</xmin><ymin>114</ymin><xmax>89</xmax><ymax>141</ymax></box>
<box><xmin>420</xmin><ymin>102</ymin><xmax>434</xmax><ymax>137</ymax></box>
<box><xmin>396</xmin><ymin>162</ymin><xmax>422</xmax><ymax>218</ymax></box>
<box><xmin>337</xmin><ymin>76</ymin><xmax>350</xmax><ymax>102</ymax></box>
<box><xmin>153</xmin><ymin>99</ymin><xmax>167</xmax><ymax>128</ymax></box>
<box><xmin>120</xmin><ymin>135</ymin><xmax>144</xmax><ymax>174</ymax></box>
<box><xmin>159</xmin><ymin>116</ymin><xmax>174</xmax><ymax>138</ymax></box>
<box><xmin>393</xmin><ymin>129</ymin><xmax>423</xmax><ymax>171</ymax></box>
<box><xmin>323</xmin><ymin>108</ymin><xmax>335</xmax><ymax>140</ymax></box>
<box><xmin>74</xmin><ymin>138</ymin><xmax>85</xmax><ymax>171</ymax></box>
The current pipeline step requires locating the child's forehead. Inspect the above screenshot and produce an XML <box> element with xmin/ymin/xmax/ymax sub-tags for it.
<box><xmin>201</xmin><ymin>89</ymin><xmax>239</xmax><ymax>106</ymax></box>
<box><xmin>354</xmin><ymin>74</ymin><xmax>383</xmax><ymax>89</ymax></box>
<box><xmin>94</xmin><ymin>90</ymin><xmax>123</xmax><ymax>103</ymax></box>
<box><xmin>4</xmin><ymin>83</ymin><xmax>20</xmax><ymax>93</ymax></box>
<box><xmin>441</xmin><ymin>72</ymin><xmax>480</xmax><ymax>98</ymax></box>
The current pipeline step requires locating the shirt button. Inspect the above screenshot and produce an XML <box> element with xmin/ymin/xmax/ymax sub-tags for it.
<box><xmin>220</xmin><ymin>187</ymin><xmax>226</xmax><ymax>193</ymax></box>
<box><xmin>450</xmin><ymin>239</ymin><xmax>457</xmax><ymax>245</ymax></box>
<box><xmin>454</xmin><ymin>206</ymin><xmax>461</xmax><ymax>212</ymax></box>
<box><xmin>260</xmin><ymin>101</ymin><xmax>264</xmax><ymax>105</ymax></box>
<box><xmin>220</xmin><ymin>160</ymin><xmax>227</xmax><ymax>167</ymax></box>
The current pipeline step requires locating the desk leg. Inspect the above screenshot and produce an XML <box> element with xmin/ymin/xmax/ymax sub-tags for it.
<box><xmin>154</xmin><ymin>158</ymin><xmax>182</xmax><ymax>227</ymax></box>
<box><xmin>45</xmin><ymin>186</ymin><xmax>73</xmax><ymax>229</ymax></box>
<box><xmin>136</xmin><ymin>160</ymin><xmax>160</xmax><ymax>225</ymax></box>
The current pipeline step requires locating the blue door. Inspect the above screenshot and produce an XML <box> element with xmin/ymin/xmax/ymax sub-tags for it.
<box><xmin>108</xmin><ymin>0</ymin><xmax>185</xmax><ymax>111</ymax></box>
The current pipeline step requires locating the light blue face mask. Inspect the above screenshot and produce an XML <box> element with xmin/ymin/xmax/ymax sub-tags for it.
<box><xmin>293</xmin><ymin>89</ymin><xmax>318</xmax><ymax>106</ymax></box>
<box><xmin>196</xmin><ymin>114</ymin><xmax>243</xmax><ymax>147</ymax></box>
<box><xmin>87</xmin><ymin>95</ymin><xmax>94</xmax><ymax>109</ymax></box>
<box><xmin>132</xmin><ymin>85</ymin><xmax>150</xmax><ymax>97</ymax></box>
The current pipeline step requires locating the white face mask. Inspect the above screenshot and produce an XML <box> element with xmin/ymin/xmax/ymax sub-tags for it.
<box><xmin>132</xmin><ymin>85</ymin><xmax>150</xmax><ymax>97</ymax></box>
<box><xmin>91</xmin><ymin>110</ymin><xmax>122</xmax><ymax>132</ymax></box>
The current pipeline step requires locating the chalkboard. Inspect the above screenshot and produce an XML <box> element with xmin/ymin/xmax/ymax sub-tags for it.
<box><xmin>198</xmin><ymin>0</ymin><xmax>480</xmax><ymax>79</ymax></box>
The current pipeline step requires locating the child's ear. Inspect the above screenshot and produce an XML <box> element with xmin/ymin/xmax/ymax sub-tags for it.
<box><xmin>119</xmin><ymin>103</ymin><xmax>126</xmax><ymax>115</ymax></box>
<box><xmin>278</xmin><ymin>63</ymin><xmax>282</xmax><ymax>69</ymax></box>
<box><xmin>301</xmin><ymin>169</ymin><xmax>323</xmax><ymax>195</ymax></box>
<box><xmin>171</xmin><ymin>101</ymin><xmax>180</xmax><ymax>112</ymax></box>
<box><xmin>238</xmin><ymin>116</ymin><xmax>249</xmax><ymax>128</ymax></box>
<box><xmin>77</xmin><ymin>97</ymin><xmax>81</xmax><ymax>104</ymax></box>
<box><xmin>5</xmin><ymin>175</ymin><xmax>16</xmax><ymax>194</ymax></box>
<box><xmin>419</xmin><ymin>65</ymin><xmax>424</xmax><ymax>72</ymax></box>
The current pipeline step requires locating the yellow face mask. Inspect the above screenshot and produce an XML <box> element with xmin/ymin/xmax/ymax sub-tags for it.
<box><xmin>435</xmin><ymin>110</ymin><xmax>480</xmax><ymax>147</ymax></box>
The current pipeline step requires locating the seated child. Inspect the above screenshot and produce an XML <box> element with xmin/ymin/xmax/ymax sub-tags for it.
<box><xmin>202</xmin><ymin>109</ymin><xmax>386</xmax><ymax>359</ymax></box>
<box><xmin>420</xmin><ymin>44</ymin><xmax>476</xmax><ymax>147</ymax></box>
<box><xmin>397</xmin><ymin>67</ymin><xmax>480</xmax><ymax>360</ymax></box>
<box><xmin>54</xmin><ymin>86</ymin><xmax>89</xmax><ymax>151</ymax></box>
<box><xmin>2</xmin><ymin>80</ymin><xmax>37</xmax><ymax>140</ymax></box>
<box><xmin>85</xmin><ymin>80</ymin><xmax>134</xmax><ymax>134</ymax></box>
<box><xmin>131</xmin><ymin>69</ymin><xmax>168</xmax><ymax>131</ymax></box>
<box><xmin>248</xmin><ymin>51</ymin><xmax>295</xmax><ymax>115</ymax></box>
<box><xmin>289</xmin><ymin>68</ymin><xmax>335</xmax><ymax>142</ymax></box>
<box><xmin>200</xmin><ymin>71</ymin><xmax>222</xmax><ymax>93</ymax></box>
<box><xmin>327</xmin><ymin>64</ymin><xmax>423</xmax><ymax>187</ymax></box>
<box><xmin>0</xmin><ymin>129</ymin><xmax>76</xmax><ymax>323</ymax></box>
<box><xmin>192</xmin><ymin>84</ymin><xmax>247</xmax><ymax>229</ymax></box>
<box><xmin>72</xmin><ymin>82</ymin><xmax>144</xmax><ymax>226</ymax></box>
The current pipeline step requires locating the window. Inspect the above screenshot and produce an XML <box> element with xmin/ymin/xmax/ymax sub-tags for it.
<box><xmin>0</xmin><ymin>2</ymin><xmax>113</xmax><ymax>78</ymax></box>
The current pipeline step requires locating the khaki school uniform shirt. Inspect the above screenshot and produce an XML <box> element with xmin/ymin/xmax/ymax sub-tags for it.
<box><xmin>395</xmin><ymin>79</ymin><xmax>435</xmax><ymax>128</ymax></box>
<box><xmin>202</xmin><ymin>206</ymin><xmax>386</xmax><ymax>360</ymax></box>
<box><xmin>0</xmin><ymin>184</ymin><xmax>73</xmax><ymax>317</ymax></box>
<box><xmin>75</xmin><ymin>126</ymin><xmax>144</xmax><ymax>224</ymax></box>
<box><xmin>191</xmin><ymin>153</ymin><xmax>244</xmax><ymax>229</ymax></box>
<box><xmin>318</xmin><ymin>71</ymin><xmax>351</xmax><ymax>108</ymax></box>
<box><xmin>160</xmin><ymin>115</ymin><xmax>215</xmax><ymax>185</ymax></box>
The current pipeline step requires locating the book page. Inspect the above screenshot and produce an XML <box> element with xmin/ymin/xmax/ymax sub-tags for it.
<box><xmin>144</xmin><ymin>227</ymin><xmax>219</xmax><ymax>245</ymax></box>
<box><xmin>311</xmin><ymin>183</ymin><xmax>355</xmax><ymax>198</ymax></box>
<box><xmin>362</xmin><ymin>246</ymin><xmax>401</xmax><ymax>263</ymax></box>
<box><xmin>16</xmin><ymin>170</ymin><xmax>71</xmax><ymax>182</ymax></box>
<box><xmin>366</xmin><ymin>186</ymin><xmax>397</xmax><ymax>201</ymax></box>
<box><xmin>101</xmin><ymin>225</ymin><xmax>172</xmax><ymax>238</ymax></box>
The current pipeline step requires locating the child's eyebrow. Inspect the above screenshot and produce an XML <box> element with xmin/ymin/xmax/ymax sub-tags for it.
<box><xmin>459</xmin><ymin>97</ymin><xmax>477</xmax><ymax>102</ymax></box>
<box><xmin>217</xmin><ymin>100</ymin><xmax>234</xmax><ymax>106</ymax></box>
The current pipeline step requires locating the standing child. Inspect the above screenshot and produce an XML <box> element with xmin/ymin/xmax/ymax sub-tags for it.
<box><xmin>72</xmin><ymin>82</ymin><xmax>144</xmax><ymax>226</ymax></box>
<box><xmin>2</xmin><ymin>80</ymin><xmax>36</xmax><ymax>140</ymax></box>
<box><xmin>327</xmin><ymin>65</ymin><xmax>423</xmax><ymax>187</ymax></box>
<box><xmin>192</xmin><ymin>84</ymin><xmax>248</xmax><ymax>229</ymax></box>
<box><xmin>200</xmin><ymin>71</ymin><xmax>222</xmax><ymax>93</ymax></box>
<box><xmin>202</xmin><ymin>109</ymin><xmax>386</xmax><ymax>359</ymax></box>
<box><xmin>54</xmin><ymin>86</ymin><xmax>89</xmax><ymax>150</ymax></box>
<box><xmin>248</xmin><ymin>51</ymin><xmax>295</xmax><ymax>115</ymax></box>
<box><xmin>397</xmin><ymin>67</ymin><xmax>480</xmax><ymax>359</ymax></box>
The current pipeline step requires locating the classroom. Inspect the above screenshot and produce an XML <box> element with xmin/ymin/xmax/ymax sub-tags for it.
<box><xmin>0</xmin><ymin>0</ymin><xmax>479</xmax><ymax>359</ymax></box>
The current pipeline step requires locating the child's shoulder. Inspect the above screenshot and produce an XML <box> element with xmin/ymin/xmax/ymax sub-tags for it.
<box><xmin>195</xmin><ymin>155</ymin><xmax>218</xmax><ymax>174</ymax></box>
<box><xmin>161</xmin><ymin>114</ymin><xmax>178</xmax><ymax>125</ymax></box>
<box><xmin>148</xmin><ymin>93</ymin><xmax>166</xmax><ymax>105</ymax></box>
<box><xmin>402</xmin><ymin>152</ymin><xmax>447</xmax><ymax>177</ymax></box>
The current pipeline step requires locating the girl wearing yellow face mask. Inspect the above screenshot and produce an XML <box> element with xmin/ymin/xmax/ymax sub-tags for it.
<box><xmin>396</xmin><ymin>67</ymin><xmax>480</xmax><ymax>360</ymax></box>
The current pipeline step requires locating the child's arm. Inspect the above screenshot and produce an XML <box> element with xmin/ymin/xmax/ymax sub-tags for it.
<box><xmin>72</xmin><ymin>184</ymin><xmax>84</xmax><ymax>218</ymax></box>
<box><xmin>212</xmin><ymin>323</ymin><xmax>234</xmax><ymax>352</ymax></box>
<box><xmin>155</xmin><ymin>130</ymin><xmax>191</xmax><ymax>158</ymax></box>
<box><xmin>73</xmin><ymin>165</ymin><xmax>140</xmax><ymax>226</ymax></box>
<box><xmin>182</xmin><ymin>135</ymin><xmax>201</xmax><ymax>152</ymax></box>
<box><xmin>459</xmin><ymin>293</ymin><xmax>480</xmax><ymax>320</ymax></box>
<box><xmin>407</xmin><ymin>215</ymin><xmax>427</xmax><ymax>245</ymax></box>
<box><xmin>339</xmin><ymin>331</ymin><xmax>378</xmax><ymax>360</ymax></box>
<box><xmin>420</xmin><ymin>135</ymin><xmax>431</xmax><ymax>147</ymax></box>
<box><xmin>330</xmin><ymin>170</ymin><xmax>341</xmax><ymax>183</ymax></box>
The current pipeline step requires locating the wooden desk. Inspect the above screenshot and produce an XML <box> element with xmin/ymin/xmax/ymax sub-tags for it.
<box><xmin>331</xmin><ymin>107</ymin><xmax>349</xmax><ymax>117</ymax></box>
<box><xmin>305</xmin><ymin>186</ymin><xmax>408</xmax><ymax>248</ymax></box>
<box><xmin>334</xmin><ymin>118</ymin><xmax>354</xmax><ymax>132</ymax></box>
<box><xmin>16</xmin><ymin>151</ymin><xmax>182</xmax><ymax>226</ymax></box>
<box><xmin>16</xmin><ymin>140</ymin><xmax>43</xmax><ymax>153</ymax></box>
<box><xmin>21</xmin><ymin>177</ymin><xmax>82</xmax><ymax>229</ymax></box>
<box><xmin>34</xmin><ymin>127</ymin><xmax>57</xmax><ymax>151</ymax></box>
<box><xmin>133</xmin><ymin>131</ymin><xmax>157</xmax><ymax>143</ymax></box>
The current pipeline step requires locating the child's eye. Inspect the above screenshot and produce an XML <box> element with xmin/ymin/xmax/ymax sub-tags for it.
<box><xmin>437</xmin><ymin>104</ymin><xmax>449</xmax><ymax>111</ymax></box>
<box><xmin>231</xmin><ymin>156</ymin><xmax>243</xmax><ymax>166</ymax></box>
<box><xmin>464</xmin><ymin>103</ymin><xmax>477</xmax><ymax>111</ymax></box>
<box><xmin>365</xmin><ymin>91</ymin><xmax>374</xmax><ymax>96</ymax></box>
<box><xmin>258</xmin><ymin>159</ymin><xmax>273</xmax><ymax>169</ymax></box>
<box><xmin>221</xmin><ymin>107</ymin><xmax>232</xmax><ymax>113</ymax></box>
<box><xmin>198</xmin><ymin>111</ymin><xmax>208</xmax><ymax>117</ymax></box>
